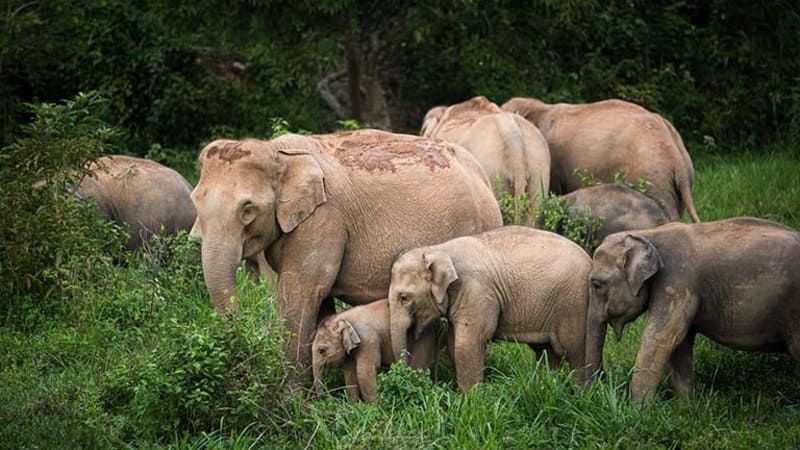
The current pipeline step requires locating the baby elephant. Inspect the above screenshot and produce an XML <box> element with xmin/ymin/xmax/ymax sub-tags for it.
<box><xmin>388</xmin><ymin>226</ymin><xmax>593</xmax><ymax>391</ymax></box>
<box><xmin>562</xmin><ymin>183</ymin><xmax>671</xmax><ymax>250</ymax></box>
<box><xmin>312</xmin><ymin>299</ymin><xmax>396</xmax><ymax>403</ymax></box>
<box><xmin>586</xmin><ymin>217</ymin><xmax>800</xmax><ymax>403</ymax></box>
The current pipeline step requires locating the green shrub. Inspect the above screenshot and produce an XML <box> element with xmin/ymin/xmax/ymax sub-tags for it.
<box><xmin>534</xmin><ymin>193</ymin><xmax>605</xmax><ymax>253</ymax></box>
<box><xmin>0</xmin><ymin>92</ymin><xmax>127</xmax><ymax>322</ymax></box>
<box><xmin>496</xmin><ymin>191</ymin><xmax>534</xmax><ymax>226</ymax></box>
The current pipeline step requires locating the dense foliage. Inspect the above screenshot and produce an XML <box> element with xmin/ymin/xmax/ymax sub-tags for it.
<box><xmin>2</xmin><ymin>1</ymin><xmax>799</xmax><ymax>152</ymax></box>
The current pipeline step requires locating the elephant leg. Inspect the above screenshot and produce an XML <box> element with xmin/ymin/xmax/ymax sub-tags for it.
<box><xmin>546</xmin><ymin>348</ymin><xmax>562</xmax><ymax>371</ymax></box>
<box><xmin>277</xmin><ymin>228</ymin><xmax>346</xmax><ymax>387</ymax></box>
<box><xmin>409</xmin><ymin>326</ymin><xmax>437</xmax><ymax>370</ymax></box>
<box><xmin>356</xmin><ymin>358</ymin><xmax>379</xmax><ymax>403</ymax></box>
<box><xmin>528</xmin><ymin>344</ymin><xmax>561</xmax><ymax>370</ymax></box>
<box><xmin>453</xmin><ymin>323</ymin><xmax>487</xmax><ymax>391</ymax></box>
<box><xmin>343</xmin><ymin>359</ymin><xmax>362</xmax><ymax>401</ymax></box>
<box><xmin>631</xmin><ymin>316</ymin><xmax>692</xmax><ymax>403</ymax></box>
<box><xmin>666</xmin><ymin>333</ymin><xmax>695</xmax><ymax>398</ymax></box>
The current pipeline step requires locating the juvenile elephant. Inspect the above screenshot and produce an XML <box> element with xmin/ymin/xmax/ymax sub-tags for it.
<box><xmin>388</xmin><ymin>226</ymin><xmax>593</xmax><ymax>391</ymax></box>
<box><xmin>586</xmin><ymin>218</ymin><xmax>800</xmax><ymax>403</ymax></box>
<box><xmin>312</xmin><ymin>299</ymin><xmax>395</xmax><ymax>403</ymax></box>
<box><xmin>421</xmin><ymin>96</ymin><xmax>550</xmax><ymax>211</ymax></box>
<box><xmin>562</xmin><ymin>183</ymin><xmax>671</xmax><ymax>250</ymax></box>
<box><xmin>76</xmin><ymin>155</ymin><xmax>196</xmax><ymax>250</ymax></box>
<box><xmin>191</xmin><ymin>130</ymin><xmax>502</xmax><ymax>383</ymax></box>
<box><xmin>501</xmin><ymin>97</ymin><xmax>700</xmax><ymax>222</ymax></box>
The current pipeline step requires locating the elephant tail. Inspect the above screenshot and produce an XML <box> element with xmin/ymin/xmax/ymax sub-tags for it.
<box><xmin>662</xmin><ymin>117</ymin><xmax>701</xmax><ymax>223</ymax></box>
<box><xmin>676</xmin><ymin>170</ymin><xmax>701</xmax><ymax>223</ymax></box>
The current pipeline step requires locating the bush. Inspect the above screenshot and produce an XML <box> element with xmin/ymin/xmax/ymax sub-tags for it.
<box><xmin>0</xmin><ymin>92</ymin><xmax>127</xmax><ymax>322</ymax></box>
<box><xmin>534</xmin><ymin>193</ymin><xmax>605</xmax><ymax>253</ymax></box>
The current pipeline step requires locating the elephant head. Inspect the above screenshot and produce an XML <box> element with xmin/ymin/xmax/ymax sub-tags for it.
<box><xmin>420</xmin><ymin>106</ymin><xmax>446</xmax><ymax>137</ymax></box>
<box><xmin>585</xmin><ymin>233</ymin><xmax>663</xmax><ymax>378</ymax></box>
<box><xmin>500</xmin><ymin>97</ymin><xmax>551</xmax><ymax>126</ymax></box>
<box><xmin>191</xmin><ymin>136</ymin><xmax>326</xmax><ymax>313</ymax></box>
<box><xmin>388</xmin><ymin>250</ymin><xmax>458</xmax><ymax>361</ymax></box>
<box><xmin>311</xmin><ymin>318</ymin><xmax>362</xmax><ymax>394</ymax></box>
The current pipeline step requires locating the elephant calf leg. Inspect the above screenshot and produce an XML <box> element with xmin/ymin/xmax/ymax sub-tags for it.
<box><xmin>453</xmin><ymin>327</ymin><xmax>487</xmax><ymax>391</ymax></box>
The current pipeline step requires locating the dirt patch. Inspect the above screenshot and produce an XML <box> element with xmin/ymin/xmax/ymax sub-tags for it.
<box><xmin>334</xmin><ymin>138</ymin><xmax>452</xmax><ymax>172</ymax></box>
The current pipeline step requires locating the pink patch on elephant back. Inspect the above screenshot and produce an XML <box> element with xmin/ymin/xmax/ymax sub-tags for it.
<box><xmin>334</xmin><ymin>137</ymin><xmax>453</xmax><ymax>172</ymax></box>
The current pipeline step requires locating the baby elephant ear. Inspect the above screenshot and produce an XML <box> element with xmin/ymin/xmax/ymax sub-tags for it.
<box><xmin>424</xmin><ymin>251</ymin><xmax>458</xmax><ymax>312</ymax></box>
<box><xmin>338</xmin><ymin>320</ymin><xmax>361</xmax><ymax>354</ymax></box>
<box><xmin>623</xmin><ymin>235</ymin><xmax>663</xmax><ymax>297</ymax></box>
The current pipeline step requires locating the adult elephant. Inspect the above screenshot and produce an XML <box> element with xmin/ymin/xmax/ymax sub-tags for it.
<box><xmin>76</xmin><ymin>155</ymin><xmax>196</xmax><ymax>250</ymax></box>
<box><xmin>421</xmin><ymin>96</ymin><xmax>550</xmax><ymax>212</ymax></box>
<box><xmin>586</xmin><ymin>218</ymin><xmax>800</xmax><ymax>402</ymax></box>
<box><xmin>190</xmin><ymin>130</ymin><xmax>502</xmax><ymax>383</ymax></box>
<box><xmin>501</xmin><ymin>97</ymin><xmax>700</xmax><ymax>222</ymax></box>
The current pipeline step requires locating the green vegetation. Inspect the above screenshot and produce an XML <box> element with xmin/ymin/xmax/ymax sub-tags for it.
<box><xmin>533</xmin><ymin>193</ymin><xmax>605</xmax><ymax>253</ymax></box>
<box><xmin>1</xmin><ymin>97</ymin><xmax>798</xmax><ymax>448</ymax></box>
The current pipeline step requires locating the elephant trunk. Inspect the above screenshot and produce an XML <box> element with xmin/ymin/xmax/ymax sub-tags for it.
<box><xmin>312</xmin><ymin>360</ymin><xmax>325</xmax><ymax>395</ymax></box>
<box><xmin>390</xmin><ymin>309</ymin><xmax>412</xmax><ymax>363</ymax></box>
<box><xmin>584</xmin><ymin>301</ymin><xmax>608</xmax><ymax>382</ymax></box>
<box><xmin>201</xmin><ymin>236</ymin><xmax>243</xmax><ymax>314</ymax></box>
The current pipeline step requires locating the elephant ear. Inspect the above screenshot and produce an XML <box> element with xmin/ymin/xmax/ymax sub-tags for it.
<box><xmin>276</xmin><ymin>149</ymin><xmax>327</xmax><ymax>233</ymax></box>
<box><xmin>424</xmin><ymin>251</ymin><xmax>458</xmax><ymax>314</ymax></box>
<box><xmin>420</xmin><ymin>106</ymin><xmax>446</xmax><ymax>136</ymax></box>
<box><xmin>337</xmin><ymin>320</ymin><xmax>361</xmax><ymax>355</ymax></box>
<box><xmin>622</xmin><ymin>235</ymin><xmax>663</xmax><ymax>297</ymax></box>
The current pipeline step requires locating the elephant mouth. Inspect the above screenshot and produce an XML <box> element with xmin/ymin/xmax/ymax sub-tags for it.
<box><xmin>611</xmin><ymin>319</ymin><xmax>625</xmax><ymax>341</ymax></box>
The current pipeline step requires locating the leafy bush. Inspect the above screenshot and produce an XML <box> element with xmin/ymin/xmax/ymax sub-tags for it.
<box><xmin>496</xmin><ymin>191</ymin><xmax>535</xmax><ymax>226</ymax></box>
<box><xmin>0</xmin><ymin>92</ymin><xmax>127</xmax><ymax>322</ymax></box>
<box><xmin>574</xmin><ymin>167</ymin><xmax>650</xmax><ymax>195</ymax></box>
<box><xmin>534</xmin><ymin>193</ymin><xmax>605</xmax><ymax>253</ymax></box>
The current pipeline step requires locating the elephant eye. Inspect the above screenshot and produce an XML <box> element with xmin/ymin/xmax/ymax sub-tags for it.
<box><xmin>398</xmin><ymin>293</ymin><xmax>411</xmax><ymax>305</ymax></box>
<box><xmin>591</xmin><ymin>278</ymin><xmax>606</xmax><ymax>293</ymax></box>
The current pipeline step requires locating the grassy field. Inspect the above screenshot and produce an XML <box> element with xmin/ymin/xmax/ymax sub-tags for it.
<box><xmin>1</xmin><ymin>146</ymin><xmax>799</xmax><ymax>449</ymax></box>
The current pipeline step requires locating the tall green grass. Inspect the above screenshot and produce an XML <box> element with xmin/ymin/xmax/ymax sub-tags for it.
<box><xmin>1</xmin><ymin>145</ymin><xmax>799</xmax><ymax>449</ymax></box>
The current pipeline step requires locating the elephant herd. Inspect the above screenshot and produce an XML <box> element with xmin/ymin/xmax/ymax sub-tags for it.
<box><xmin>75</xmin><ymin>96</ymin><xmax>799</xmax><ymax>405</ymax></box>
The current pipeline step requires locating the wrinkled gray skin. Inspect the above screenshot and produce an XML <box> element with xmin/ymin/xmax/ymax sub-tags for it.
<box><xmin>587</xmin><ymin>217</ymin><xmax>800</xmax><ymax>403</ymax></box>
<box><xmin>191</xmin><ymin>130</ymin><xmax>502</xmax><ymax>385</ymax></box>
<box><xmin>562</xmin><ymin>183</ymin><xmax>671</xmax><ymax>250</ymax></box>
<box><xmin>388</xmin><ymin>226</ymin><xmax>592</xmax><ymax>391</ymax></box>
<box><xmin>312</xmin><ymin>299</ymin><xmax>396</xmax><ymax>403</ymax></box>
<box><xmin>501</xmin><ymin>97</ymin><xmax>700</xmax><ymax>222</ymax></box>
<box><xmin>75</xmin><ymin>155</ymin><xmax>196</xmax><ymax>250</ymax></box>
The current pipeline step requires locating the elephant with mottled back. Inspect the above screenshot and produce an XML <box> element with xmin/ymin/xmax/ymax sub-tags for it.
<box><xmin>388</xmin><ymin>226</ymin><xmax>593</xmax><ymax>391</ymax></box>
<box><xmin>586</xmin><ymin>217</ymin><xmax>800</xmax><ymax>403</ymax></box>
<box><xmin>75</xmin><ymin>155</ymin><xmax>196</xmax><ymax>250</ymax></box>
<box><xmin>501</xmin><ymin>97</ymin><xmax>700</xmax><ymax>222</ymax></box>
<box><xmin>421</xmin><ymin>96</ymin><xmax>550</xmax><ymax>210</ymax></box>
<box><xmin>190</xmin><ymin>129</ymin><xmax>502</xmax><ymax>384</ymax></box>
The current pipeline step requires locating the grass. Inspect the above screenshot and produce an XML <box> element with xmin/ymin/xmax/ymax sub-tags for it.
<box><xmin>1</xmin><ymin>144</ymin><xmax>799</xmax><ymax>449</ymax></box>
